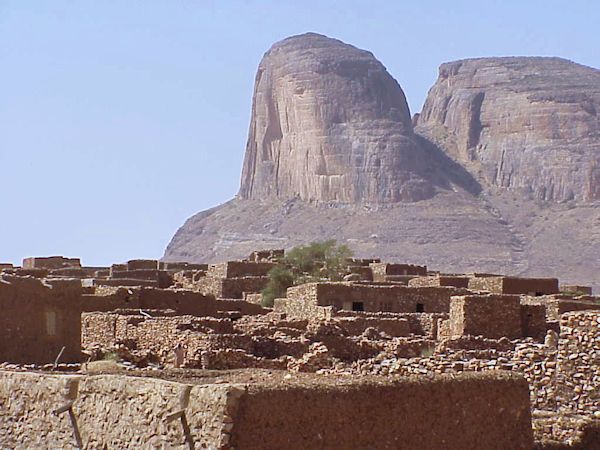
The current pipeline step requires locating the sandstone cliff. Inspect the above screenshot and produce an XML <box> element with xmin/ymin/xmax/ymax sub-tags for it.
<box><xmin>164</xmin><ymin>35</ymin><xmax>600</xmax><ymax>291</ymax></box>
<box><xmin>416</xmin><ymin>57</ymin><xmax>600</xmax><ymax>202</ymax></box>
<box><xmin>239</xmin><ymin>33</ymin><xmax>473</xmax><ymax>203</ymax></box>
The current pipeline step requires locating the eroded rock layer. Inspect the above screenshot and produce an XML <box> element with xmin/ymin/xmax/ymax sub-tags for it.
<box><xmin>416</xmin><ymin>57</ymin><xmax>600</xmax><ymax>202</ymax></box>
<box><xmin>240</xmin><ymin>33</ymin><xmax>445</xmax><ymax>203</ymax></box>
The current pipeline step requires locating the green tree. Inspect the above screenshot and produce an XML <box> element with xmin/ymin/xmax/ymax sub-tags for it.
<box><xmin>261</xmin><ymin>265</ymin><xmax>294</xmax><ymax>307</ymax></box>
<box><xmin>260</xmin><ymin>240</ymin><xmax>353</xmax><ymax>307</ymax></box>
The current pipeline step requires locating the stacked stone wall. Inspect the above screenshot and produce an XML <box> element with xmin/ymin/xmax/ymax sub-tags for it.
<box><xmin>0</xmin><ymin>371</ymin><xmax>237</xmax><ymax>449</ymax></box>
<box><xmin>82</xmin><ymin>288</ymin><xmax>217</xmax><ymax>316</ymax></box>
<box><xmin>556</xmin><ymin>311</ymin><xmax>600</xmax><ymax>415</ymax></box>
<box><xmin>448</xmin><ymin>294</ymin><xmax>522</xmax><ymax>339</ymax></box>
<box><xmin>409</xmin><ymin>276</ymin><xmax>469</xmax><ymax>288</ymax></box>
<box><xmin>23</xmin><ymin>256</ymin><xmax>81</xmax><ymax>270</ymax></box>
<box><xmin>370</xmin><ymin>263</ymin><xmax>427</xmax><ymax>281</ymax></box>
<box><xmin>310</xmin><ymin>282</ymin><xmax>464</xmax><ymax>313</ymax></box>
<box><xmin>208</xmin><ymin>261</ymin><xmax>274</xmax><ymax>278</ymax></box>
<box><xmin>547</xmin><ymin>298</ymin><xmax>600</xmax><ymax>321</ymax></box>
<box><xmin>196</xmin><ymin>276</ymin><xmax>269</xmax><ymax>299</ymax></box>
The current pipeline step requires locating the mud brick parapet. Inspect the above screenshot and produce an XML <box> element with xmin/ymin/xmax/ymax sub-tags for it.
<box><xmin>0</xmin><ymin>371</ymin><xmax>534</xmax><ymax>450</ymax></box>
<box><xmin>0</xmin><ymin>275</ymin><xmax>82</xmax><ymax>364</ymax></box>
<box><xmin>82</xmin><ymin>287</ymin><xmax>217</xmax><ymax>316</ymax></box>
<box><xmin>370</xmin><ymin>263</ymin><xmax>427</xmax><ymax>281</ymax></box>
<box><xmin>208</xmin><ymin>261</ymin><xmax>275</xmax><ymax>278</ymax></box>
<box><xmin>468</xmin><ymin>276</ymin><xmax>559</xmax><ymax>295</ymax></box>
<box><xmin>196</xmin><ymin>275</ymin><xmax>269</xmax><ymax>299</ymax></box>
<box><xmin>409</xmin><ymin>275</ymin><xmax>470</xmax><ymax>288</ymax></box>
<box><xmin>23</xmin><ymin>256</ymin><xmax>81</xmax><ymax>270</ymax></box>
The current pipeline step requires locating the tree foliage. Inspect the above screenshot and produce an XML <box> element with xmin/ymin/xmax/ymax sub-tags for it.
<box><xmin>260</xmin><ymin>240</ymin><xmax>353</xmax><ymax>307</ymax></box>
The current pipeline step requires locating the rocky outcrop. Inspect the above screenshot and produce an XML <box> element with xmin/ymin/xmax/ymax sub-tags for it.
<box><xmin>164</xmin><ymin>35</ymin><xmax>600</xmax><ymax>291</ymax></box>
<box><xmin>416</xmin><ymin>57</ymin><xmax>600</xmax><ymax>202</ymax></box>
<box><xmin>239</xmin><ymin>33</ymin><xmax>474</xmax><ymax>204</ymax></box>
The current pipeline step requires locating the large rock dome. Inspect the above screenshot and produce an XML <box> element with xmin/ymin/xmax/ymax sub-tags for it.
<box><xmin>239</xmin><ymin>33</ymin><xmax>437</xmax><ymax>203</ymax></box>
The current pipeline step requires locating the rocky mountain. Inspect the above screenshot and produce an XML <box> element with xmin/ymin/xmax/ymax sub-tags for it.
<box><xmin>240</xmin><ymin>33</ymin><xmax>476</xmax><ymax>204</ymax></box>
<box><xmin>416</xmin><ymin>57</ymin><xmax>600</xmax><ymax>202</ymax></box>
<box><xmin>164</xmin><ymin>33</ymin><xmax>600</xmax><ymax>291</ymax></box>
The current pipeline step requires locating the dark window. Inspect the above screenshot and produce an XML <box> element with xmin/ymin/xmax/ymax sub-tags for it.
<box><xmin>416</xmin><ymin>303</ymin><xmax>425</xmax><ymax>313</ymax></box>
<box><xmin>352</xmin><ymin>302</ymin><xmax>364</xmax><ymax>312</ymax></box>
<box><xmin>535</xmin><ymin>292</ymin><xmax>544</xmax><ymax>297</ymax></box>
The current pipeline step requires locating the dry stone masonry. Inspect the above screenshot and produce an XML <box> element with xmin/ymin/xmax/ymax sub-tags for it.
<box><xmin>1</xmin><ymin>249</ymin><xmax>599</xmax><ymax>448</ymax></box>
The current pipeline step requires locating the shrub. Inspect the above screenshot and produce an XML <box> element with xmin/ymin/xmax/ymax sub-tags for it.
<box><xmin>261</xmin><ymin>265</ymin><xmax>294</xmax><ymax>307</ymax></box>
<box><xmin>261</xmin><ymin>240</ymin><xmax>353</xmax><ymax>307</ymax></box>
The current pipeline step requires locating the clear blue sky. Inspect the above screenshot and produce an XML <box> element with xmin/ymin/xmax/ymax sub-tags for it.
<box><xmin>1</xmin><ymin>1</ymin><xmax>598</xmax><ymax>266</ymax></box>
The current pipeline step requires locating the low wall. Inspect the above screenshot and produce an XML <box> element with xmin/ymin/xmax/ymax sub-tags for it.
<box><xmin>0</xmin><ymin>371</ymin><xmax>236</xmax><ymax>449</ymax></box>
<box><xmin>556</xmin><ymin>310</ymin><xmax>600</xmax><ymax>414</ymax></box>
<box><xmin>0</xmin><ymin>371</ymin><xmax>534</xmax><ymax>450</ymax></box>
<box><xmin>230</xmin><ymin>372</ymin><xmax>533</xmax><ymax>450</ymax></box>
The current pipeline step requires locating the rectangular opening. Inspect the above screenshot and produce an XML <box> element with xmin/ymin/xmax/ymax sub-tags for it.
<box><xmin>352</xmin><ymin>302</ymin><xmax>364</xmax><ymax>312</ymax></box>
<box><xmin>416</xmin><ymin>303</ymin><xmax>425</xmax><ymax>313</ymax></box>
<box><xmin>45</xmin><ymin>310</ymin><xmax>57</xmax><ymax>336</ymax></box>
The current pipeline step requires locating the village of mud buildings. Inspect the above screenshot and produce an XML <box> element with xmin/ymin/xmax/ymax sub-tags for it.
<box><xmin>0</xmin><ymin>248</ymin><xmax>598</xmax><ymax>449</ymax></box>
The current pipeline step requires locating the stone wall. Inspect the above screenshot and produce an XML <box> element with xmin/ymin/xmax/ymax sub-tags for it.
<box><xmin>315</xmin><ymin>283</ymin><xmax>464</xmax><ymax>313</ymax></box>
<box><xmin>23</xmin><ymin>256</ymin><xmax>81</xmax><ymax>270</ymax></box>
<box><xmin>208</xmin><ymin>261</ymin><xmax>275</xmax><ymax>278</ymax></box>
<box><xmin>82</xmin><ymin>287</ymin><xmax>218</xmax><ymax>316</ymax></box>
<box><xmin>520</xmin><ymin>304</ymin><xmax>548</xmax><ymax>340</ymax></box>
<box><xmin>0</xmin><ymin>370</ymin><xmax>534</xmax><ymax>450</ymax></box>
<box><xmin>546</xmin><ymin>298</ymin><xmax>600</xmax><ymax>321</ymax></box>
<box><xmin>334</xmin><ymin>311</ymin><xmax>447</xmax><ymax>338</ymax></box>
<box><xmin>0</xmin><ymin>275</ymin><xmax>82</xmax><ymax>364</ymax></box>
<box><xmin>409</xmin><ymin>276</ymin><xmax>470</xmax><ymax>288</ymax></box>
<box><xmin>334</xmin><ymin>316</ymin><xmax>411</xmax><ymax>337</ymax></box>
<box><xmin>0</xmin><ymin>371</ymin><xmax>237</xmax><ymax>449</ymax></box>
<box><xmin>469</xmin><ymin>276</ymin><xmax>558</xmax><ymax>295</ymax></box>
<box><xmin>448</xmin><ymin>294</ymin><xmax>523</xmax><ymax>339</ymax></box>
<box><xmin>273</xmin><ymin>296</ymin><xmax>333</xmax><ymax>321</ymax></box>
<box><xmin>556</xmin><ymin>310</ymin><xmax>600</xmax><ymax>415</ymax></box>
<box><xmin>195</xmin><ymin>275</ymin><xmax>269</xmax><ymax>299</ymax></box>
<box><xmin>82</xmin><ymin>313</ymin><xmax>242</xmax><ymax>366</ymax></box>
<box><xmin>230</xmin><ymin>372</ymin><xmax>533</xmax><ymax>450</ymax></box>
<box><xmin>370</xmin><ymin>263</ymin><xmax>427</xmax><ymax>281</ymax></box>
<box><xmin>560</xmin><ymin>285</ymin><xmax>593</xmax><ymax>296</ymax></box>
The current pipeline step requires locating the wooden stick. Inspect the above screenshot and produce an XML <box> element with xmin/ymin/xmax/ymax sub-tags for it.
<box><xmin>53</xmin><ymin>346</ymin><xmax>66</xmax><ymax>370</ymax></box>
<box><xmin>180</xmin><ymin>413</ymin><xmax>195</xmax><ymax>450</ymax></box>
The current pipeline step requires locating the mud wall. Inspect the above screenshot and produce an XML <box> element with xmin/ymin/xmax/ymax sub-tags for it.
<box><xmin>0</xmin><ymin>371</ymin><xmax>534</xmax><ymax>450</ymax></box>
<box><xmin>230</xmin><ymin>372</ymin><xmax>534</xmax><ymax>450</ymax></box>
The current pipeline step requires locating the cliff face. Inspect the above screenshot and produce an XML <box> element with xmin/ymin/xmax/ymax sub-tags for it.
<box><xmin>239</xmin><ymin>33</ymin><xmax>438</xmax><ymax>203</ymax></box>
<box><xmin>164</xmin><ymin>35</ymin><xmax>600</xmax><ymax>291</ymax></box>
<box><xmin>416</xmin><ymin>57</ymin><xmax>600</xmax><ymax>202</ymax></box>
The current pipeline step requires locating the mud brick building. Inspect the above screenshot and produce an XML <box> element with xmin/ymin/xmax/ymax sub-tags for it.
<box><xmin>408</xmin><ymin>275</ymin><xmax>470</xmax><ymax>288</ymax></box>
<box><xmin>443</xmin><ymin>294</ymin><xmax>547</xmax><ymax>340</ymax></box>
<box><xmin>0</xmin><ymin>371</ymin><xmax>534</xmax><ymax>450</ymax></box>
<box><xmin>22</xmin><ymin>256</ymin><xmax>81</xmax><ymax>270</ymax></box>
<box><xmin>560</xmin><ymin>285</ymin><xmax>593</xmax><ymax>296</ymax></box>
<box><xmin>194</xmin><ymin>261</ymin><xmax>273</xmax><ymax>299</ymax></box>
<box><xmin>521</xmin><ymin>295</ymin><xmax>600</xmax><ymax>321</ymax></box>
<box><xmin>0</xmin><ymin>275</ymin><xmax>82</xmax><ymax>364</ymax></box>
<box><xmin>468</xmin><ymin>275</ymin><xmax>559</xmax><ymax>296</ymax></box>
<box><xmin>82</xmin><ymin>286</ymin><xmax>218</xmax><ymax>316</ymax></box>
<box><xmin>370</xmin><ymin>262</ymin><xmax>427</xmax><ymax>282</ymax></box>
<box><xmin>277</xmin><ymin>282</ymin><xmax>467</xmax><ymax>319</ymax></box>
<box><xmin>247</xmin><ymin>249</ymin><xmax>284</xmax><ymax>262</ymax></box>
